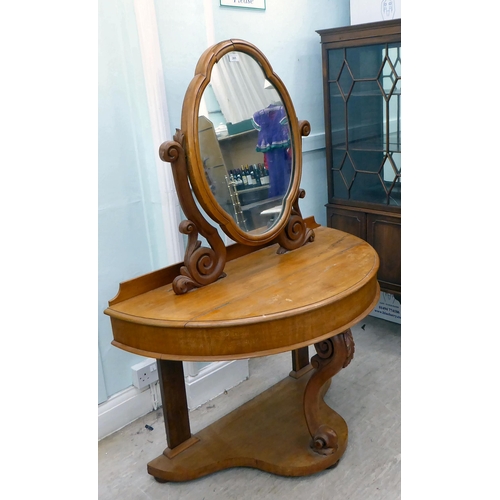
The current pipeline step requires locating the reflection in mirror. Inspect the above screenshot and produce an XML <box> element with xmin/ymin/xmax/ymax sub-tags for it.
<box><xmin>198</xmin><ymin>51</ymin><xmax>293</xmax><ymax>235</ymax></box>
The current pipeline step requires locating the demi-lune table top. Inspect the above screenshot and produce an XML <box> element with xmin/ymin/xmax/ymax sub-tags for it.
<box><xmin>105</xmin><ymin>224</ymin><xmax>380</xmax><ymax>361</ymax></box>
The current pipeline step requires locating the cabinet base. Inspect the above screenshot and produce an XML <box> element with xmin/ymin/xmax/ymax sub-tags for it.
<box><xmin>148</xmin><ymin>370</ymin><xmax>347</xmax><ymax>482</ymax></box>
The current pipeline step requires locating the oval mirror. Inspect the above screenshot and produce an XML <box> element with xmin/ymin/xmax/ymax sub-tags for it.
<box><xmin>181</xmin><ymin>40</ymin><xmax>304</xmax><ymax>245</ymax></box>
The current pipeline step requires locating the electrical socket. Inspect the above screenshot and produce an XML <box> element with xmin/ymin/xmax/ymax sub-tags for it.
<box><xmin>131</xmin><ymin>358</ymin><xmax>159</xmax><ymax>390</ymax></box>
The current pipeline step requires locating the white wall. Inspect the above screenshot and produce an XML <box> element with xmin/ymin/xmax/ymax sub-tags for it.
<box><xmin>98</xmin><ymin>0</ymin><xmax>163</xmax><ymax>403</ymax></box>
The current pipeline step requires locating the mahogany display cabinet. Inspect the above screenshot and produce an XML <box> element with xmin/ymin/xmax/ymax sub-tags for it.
<box><xmin>317</xmin><ymin>20</ymin><xmax>401</xmax><ymax>298</ymax></box>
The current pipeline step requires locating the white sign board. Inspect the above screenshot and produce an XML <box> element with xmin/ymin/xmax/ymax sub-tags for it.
<box><xmin>220</xmin><ymin>0</ymin><xmax>266</xmax><ymax>10</ymax></box>
<box><xmin>369</xmin><ymin>292</ymin><xmax>401</xmax><ymax>324</ymax></box>
<box><xmin>350</xmin><ymin>0</ymin><xmax>400</xmax><ymax>25</ymax></box>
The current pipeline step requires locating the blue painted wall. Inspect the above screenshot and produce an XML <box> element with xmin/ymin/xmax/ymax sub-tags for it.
<box><xmin>98</xmin><ymin>0</ymin><xmax>350</xmax><ymax>404</ymax></box>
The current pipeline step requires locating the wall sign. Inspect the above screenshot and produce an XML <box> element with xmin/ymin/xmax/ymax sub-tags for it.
<box><xmin>381</xmin><ymin>0</ymin><xmax>395</xmax><ymax>20</ymax></box>
<box><xmin>220</xmin><ymin>0</ymin><xmax>266</xmax><ymax>10</ymax></box>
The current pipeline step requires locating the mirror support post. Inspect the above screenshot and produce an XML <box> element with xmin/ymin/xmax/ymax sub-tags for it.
<box><xmin>159</xmin><ymin>130</ymin><xmax>227</xmax><ymax>295</ymax></box>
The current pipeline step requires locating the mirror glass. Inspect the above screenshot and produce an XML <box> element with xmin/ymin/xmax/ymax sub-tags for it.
<box><xmin>198</xmin><ymin>51</ymin><xmax>293</xmax><ymax>235</ymax></box>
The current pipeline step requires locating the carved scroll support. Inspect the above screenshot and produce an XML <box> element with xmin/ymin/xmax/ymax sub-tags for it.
<box><xmin>159</xmin><ymin>130</ymin><xmax>227</xmax><ymax>295</ymax></box>
<box><xmin>276</xmin><ymin>120</ymin><xmax>314</xmax><ymax>254</ymax></box>
<box><xmin>276</xmin><ymin>188</ymin><xmax>315</xmax><ymax>254</ymax></box>
<box><xmin>303</xmin><ymin>330</ymin><xmax>355</xmax><ymax>455</ymax></box>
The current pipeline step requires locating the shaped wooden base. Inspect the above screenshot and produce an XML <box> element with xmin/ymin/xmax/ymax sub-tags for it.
<box><xmin>147</xmin><ymin>368</ymin><xmax>348</xmax><ymax>482</ymax></box>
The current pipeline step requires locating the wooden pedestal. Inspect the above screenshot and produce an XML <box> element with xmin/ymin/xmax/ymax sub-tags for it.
<box><xmin>148</xmin><ymin>367</ymin><xmax>347</xmax><ymax>482</ymax></box>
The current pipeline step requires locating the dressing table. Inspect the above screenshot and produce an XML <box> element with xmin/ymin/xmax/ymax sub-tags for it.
<box><xmin>104</xmin><ymin>39</ymin><xmax>380</xmax><ymax>483</ymax></box>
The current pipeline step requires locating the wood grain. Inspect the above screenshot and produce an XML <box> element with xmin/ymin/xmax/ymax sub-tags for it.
<box><xmin>147</xmin><ymin>369</ymin><xmax>347</xmax><ymax>482</ymax></box>
<box><xmin>105</xmin><ymin>225</ymin><xmax>379</xmax><ymax>360</ymax></box>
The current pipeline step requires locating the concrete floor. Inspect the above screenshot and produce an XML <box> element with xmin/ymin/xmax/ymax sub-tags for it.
<box><xmin>98</xmin><ymin>316</ymin><xmax>401</xmax><ymax>499</ymax></box>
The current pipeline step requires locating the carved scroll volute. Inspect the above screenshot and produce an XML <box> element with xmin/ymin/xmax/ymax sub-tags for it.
<box><xmin>276</xmin><ymin>188</ymin><xmax>315</xmax><ymax>254</ymax></box>
<box><xmin>304</xmin><ymin>330</ymin><xmax>355</xmax><ymax>455</ymax></box>
<box><xmin>159</xmin><ymin>130</ymin><xmax>226</xmax><ymax>295</ymax></box>
<box><xmin>276</xmin><ymin>120</ymin><xmax>314</xmax><ymax>254</ymax></box>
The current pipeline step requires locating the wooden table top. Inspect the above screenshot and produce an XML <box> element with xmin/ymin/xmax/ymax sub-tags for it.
<box><xmin>105</xmin><ymin>225</ymin><xmax>380</xmax><ymax>361</ymax></box>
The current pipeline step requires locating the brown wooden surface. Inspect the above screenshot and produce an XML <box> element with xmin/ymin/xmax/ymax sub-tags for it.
<box><xmin>327</xmin><ymin>204</ymin><xmax>400</xmax><ymax>295</ymax></box>
<box><xmin>107</xmin><ymin>225</ymin><xmax>285</xmax><ymax>307</ymax></box>
<box><xmin>157</xmin><ymin>360</ymin><xmax>192</xmax><ymax>450</ymax></box>
<box><xmin>158</xmin><ymin>131</ymin><xmax>228</xmax><ymax>294</ymax></box>
<box><xmin>291</xmin><ymin>347</ymin><xmax>310</xmax><ymax>372</ymax></box>
<box><xmin>147</xmin><ymin>369</ymin><xmax>347</xmax><ymax>482</ymax></box>
<box><xmin>316</xmin><ymin>19</ymin><xmax>401</xmax><ymax>46</ymax></box>
<box><xmin>327</xmin><ymin>205</ymin><xmax>366</xmax><ymax>240</ymax></box>
<box><xmin>105</xmin><ymin>225</ymin><xmax>380</xmax><ymax>361</ymax></box>
<box><xmin>305</xmin><ymin>331</ymin><xmax>354</xmax><ymax>455</ymax></box>
<box><xmin>366</xmin><ymin>212</ymin><xmax>401</xmax><ymax>295</ymax></box>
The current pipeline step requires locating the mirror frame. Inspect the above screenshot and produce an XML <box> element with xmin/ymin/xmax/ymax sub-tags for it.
<box><xmin>181</xmin><ymin>39</ymin><xmax>304</xmax><ymax>246</ymax></box>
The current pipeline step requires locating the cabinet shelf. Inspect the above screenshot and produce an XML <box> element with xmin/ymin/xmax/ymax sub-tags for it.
<box><xmin>332</xmin><ymin>131</ymin><xmax>401</xmax><ymax>153</ymax></box>
<box><xmin>358</xmin><ymin>182</ymin><xmax>400</xmax><ymax>206</ymax></box>
<box><xmin>329</xmin><ymin>90</ymin><xmax>401</xmax><ymax>98</ymax></box>
<box><xmin>240</xmin><ymin>195</ymin><xmax>281</xmax><ymax>212</ymax></box>
<box><xmin>218</xmin><ymin>128</ymin><xmax>258</xmax><ymax>141</ymax></box>
<box><xmin>332</xmin><ymin>144</ymin><xmax>401</xmax><ymax>153</ymax></box>
<box><xmin>236</xmin><ymin>185</ymin><xmax>269</xmax><ymax>195</ymax></box>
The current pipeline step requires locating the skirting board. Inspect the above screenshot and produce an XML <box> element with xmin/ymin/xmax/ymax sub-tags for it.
<box><xmin>98</xmin><ymin>359</ymin><xmax>249</xmax><ymax>441</ymax></box>
<box><xmin>185</xmin><ymin>359</ymin><xmax>249</xmax><ymax>410</ymax></box>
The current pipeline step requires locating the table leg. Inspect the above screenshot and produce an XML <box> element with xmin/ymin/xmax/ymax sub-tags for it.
<box><xmin>291</xmin><ymin>346</ymin><xmax>309</xmax><ymax>371</ymax></box>
<box><xmin>289</xmin><ymin>346</ymin><xmax>313</xmax><ymax>378</ymax></box>
<box><xmin>304</xmin><ymin>329</ymin><xmax>355</xmax><ymax>455</ymax></box>
<box><xmin>157</xmin><ymin>359</ymin><xmax>191</xmax><ymax>449</ymax></box>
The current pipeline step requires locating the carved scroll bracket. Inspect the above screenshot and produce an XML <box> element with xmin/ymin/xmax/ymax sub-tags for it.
<box><xmin>303</xmin><ymin>330</ymin><xmax>355</xmax><ymax>455</ymax></box>
<box><xmin>159</xmin><ymin>130</ymin><xmax>226</xmax><ymax>295</ymax></box>
<box><xmin>276</xmin><ymin>188</ymin><xmax>315</xmax><ymax>254</ymax></box>
<box><xmin>276</xmin><ymin>120</ymin><xmax>314</xmax><ymax>254</ymax></box>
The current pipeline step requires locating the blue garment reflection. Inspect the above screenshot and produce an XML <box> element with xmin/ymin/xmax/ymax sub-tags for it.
<box><xmin>252</xmin><ymin>105</ymin><xmax>292</xmax><ymax>197</ymax></box>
